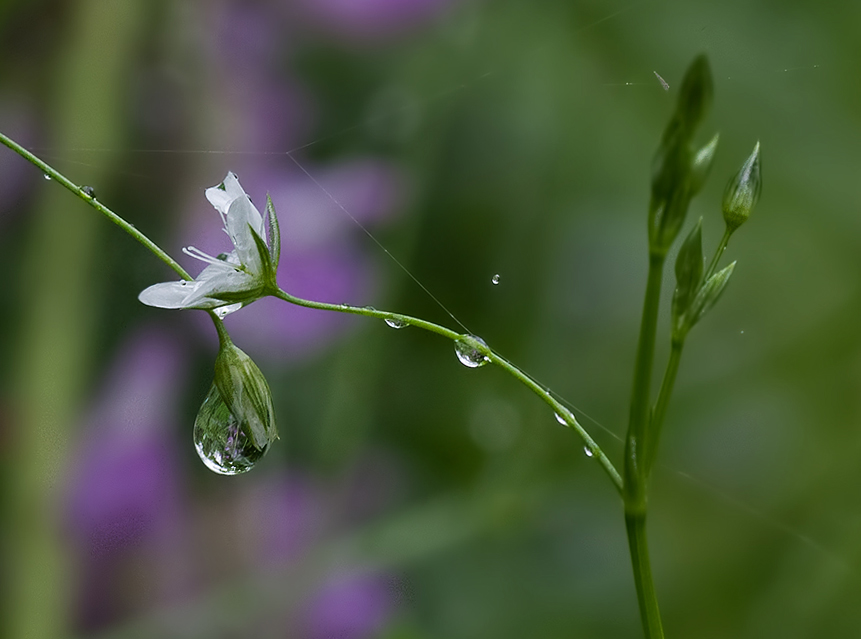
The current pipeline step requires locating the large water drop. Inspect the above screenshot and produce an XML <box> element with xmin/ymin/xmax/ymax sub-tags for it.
<box><xmin>193</xmin><ymin>384</ymin><xmax>268</xmax><ymax>475</ymax></box>
<box><xmin>454</xmin><ymin>335</ymin><xmax>490</xmax><ymax>368</ymax></box>
<box><xmin>491</xmin><ymin>274</ymin><xmax>501</xmax><ymax>285</ymax></box>
<box><xmin>385</xmin><ymin>317</ymin><xmax>408</xmax><ymax>329</ymax></box>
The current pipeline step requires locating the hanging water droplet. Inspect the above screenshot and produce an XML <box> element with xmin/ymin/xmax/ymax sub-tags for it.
<box><xmin>362</xmin><ymin>305</ymin><xmax>376</xmax><ymax>312</ymax></box>
<box><xmin>43</xmin><ymin>173</ymin><xmax>51</xmax><ymax>180</ymax></box>
<box><xmin>583</xmin><ymin>446</ymin><xmax>594</xmax><ymax>458</ymax></box>
<box><xmin>193</xmin><ymin>384</ymin><xmax>268</xmax><ymax>475</ymax></box>
<box><xmin>385</xmin><ymin>317</ymin><xmax>408</xmax><ymax>329</ymax></box>
<box><xmin>491</xmin><ymin>274</ymin><xmax>501</xmax><ymax>285</ymax></box>
<box><xmin>554</xmin><ymin>412</ymin><xmax>567</xmax><ymax>425</ymax></box>
<box><xmin>214</xmin><ymin>303</ymin><xmax>242</xmax><ymax>319</ymax></box>
<box><xmin>81</xmin><ymin>185</ymin><xmax>96</xmax><ymax>198</ymax></box>
<box><xmin>454</xmin><ymin>335</ymin><xmax>490</xmax><ymax>368</ymax></box>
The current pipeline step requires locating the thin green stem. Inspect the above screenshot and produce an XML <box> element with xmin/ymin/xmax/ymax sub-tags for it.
<box><xmin>273</xmin><ymin>287</ymin><xmax>624</xmax><ymax>493</ymax></box>
<box><xmin>623</xmin><ymin>251</ymin><xmax>667</xmax><ymax>639</ymax></box>
<box><xmin>644</xmin><ymin>338</ymin><xmax>684</xmax><ymax>477</ymax></box>
<box><xmin>0</xmin><ymin>131</ymin><xmax>191</xmax><ymax>281</ymax></box>
<box><xmin>626</xmin><ymin>510</ymin><xmax>664</xmax><ymax>639</ymax></box>
<box><xmin>625</xmin><ymin>253</ymin><xmax>665</xmax><ymax>502</ymax></box>
<box><xmin>704</xmin><ymin>226</ymin><xmax>732</xmax><ymax>282</ymax></box>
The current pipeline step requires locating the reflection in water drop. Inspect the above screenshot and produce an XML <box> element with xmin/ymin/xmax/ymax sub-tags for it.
<box><xmin>214</xmin><ymin>303</ymin><xmax>242</xmax><ymax>319</ymax></box>
<box><xmin>193</xmin><ymin>384</ymin><xmax>268</xmax><ymax>475</ymax></box>
<box><xmin>554</xmin><ymin>412</ymin><xmax>567</xmax><ymax>425</ymax></box>
<box><xmin>385</xmin><ymin>317</ymin><xmax>408</xmax><ymax>329</ymax></box>
<box><xmin>43</xmin><ymin>174</ymin><xmax>51</xmax><ymax>180</ymax></box>
<box><xmin>454</xmin><ymin>335</ymin><xmax>490</xmax><ymax>368</ymax></box>
<box><xmin>81</xmin><ymin>185</ymin><xmax>96</xmax><ymax>198</ymax></box>
<box><xmin>491</xmin><ymin>274</ymin><xmax>501</xmax><ymax>285</ymax></box>
<box><xmin>584</xmin><ymin>446</ymin><xmax>594</xmax><ymax>458</ymax></box>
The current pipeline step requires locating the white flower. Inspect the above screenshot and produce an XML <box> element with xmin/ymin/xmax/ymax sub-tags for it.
<box><xmin>139</xmin><ymin>172</ymin><xmax>280</xmax><ymax>316</ymax></box>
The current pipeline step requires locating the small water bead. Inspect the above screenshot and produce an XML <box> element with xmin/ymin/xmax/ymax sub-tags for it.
<box><xmin>454</xmin><ymin>335</ymin><xmax>490</xmax><ymax>368</ymax></box>
<box><xmin>491</xmin><ymin>274</ymin><xmax>501</xmax><ymax>285</ymax></box>
<box><xmin>193</xmin><ymin>384</ymin><xmax>268</xmax><ymax>475</ymax></box>
<box><xmin>385</xmin><ymin>317</ymin><xmax>408</xmax><ymax>329</ymax></box>
<box><xmin>43</xmin><ymin>173</ymin><xmax>51</xmax><ymax>180</ymax></box>
<box><xmin>583</xmin><ymin>446</ymin><xmax>594</xmax><ymax>458</ymax></box>
<box><xmin>81</xmin><ymin>185</ymin><xmax>96</xmax><ymax>198</ymax></box>
<box><xmin>214</xmin><ymin>303</ymin><xmax>242</xmax><ymax>319</ymax></box>
<box><xmin>554</xmin><ymin>412</ymin><xmax>567</xmax><ymax>425</ymax></box>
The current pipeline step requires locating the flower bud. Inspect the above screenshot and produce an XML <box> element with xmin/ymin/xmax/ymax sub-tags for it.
<box><xmin>722</xmin><ymin>141</ymin><xmax>761</xmax><ymax>233</ymax></box>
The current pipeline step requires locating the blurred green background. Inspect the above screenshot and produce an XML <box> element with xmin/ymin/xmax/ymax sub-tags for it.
<box><xmin>1</xmin><ymin>0</ymin><xmax>859</xmax><ymax>637</ymax></box>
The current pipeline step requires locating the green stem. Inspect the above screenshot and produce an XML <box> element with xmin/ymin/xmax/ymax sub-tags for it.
<box><xmin>704</xmin><ymin>226</ymin><xmax>732</xmax><ymax>282</ymax></box>
<box><xmin>644</xmin><ymin>337</ymin><xmax>684</xmax><ymax>477</ymax></box>
<box><xmin>626</xmin><ymin>510</ymin><xmax>664</xmax><ymax>639</ymax></box>
<box><xmin>625</xmin><ymin>253</ymin><xmax>665</xmax><ymax>501</ymax></box>
<box><xmin>273</xmin><ymin>287</ymin><xmax>624</xmax><ymax>493</ymax></box>
<box><xmin>0</xmin><ymin>131</ymin><xmax>191</xmax><ymax>281</ymax></box>
<box><xmin>623</xmin><ymin>251</ymin><xmax>667</xmax><ymax>639</ymax></box>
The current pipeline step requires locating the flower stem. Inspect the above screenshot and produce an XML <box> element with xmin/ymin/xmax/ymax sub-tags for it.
<box><xmin>273</xmin><ymin>287</ymin><xmax>624</xmax><ymax>493</ymax></box>
<box><xmin>704</xmin><ymin>226</ymin><xmax>732</xmax><ymax>281</ymax></box>
<box><xmin>644</xmin><ymin>338</ymin><xmax>684</xmax><ymax>477</ymax></box>
<box><xmin>623</xmin><ymin>251</ymin><xmax>667</xmax><ymax>639</ymax></box>
<box><xmin>0</xmin><ymin>130</ymin><xmax>191</xmax><ymax>281</ymax></box>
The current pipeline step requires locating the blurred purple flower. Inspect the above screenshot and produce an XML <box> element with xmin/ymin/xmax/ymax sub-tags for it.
<box><xmin>303</xmin><ymin>571</ymin><xmax>396</xmax><ymax>639</ymax></box>
<box><xmin>296</xmin><ymin>0</ymin><xmax>457</xmax><ymax>40</ymax></box>
<box><xmin>66</xmin><ymin>327</ymin><xmax>187</xmax><ymax>554</ymax></box>
<box><xmin>237</xmin><ymin>470</ymin><xmax>325</xmax><ymax>565</ymax></box>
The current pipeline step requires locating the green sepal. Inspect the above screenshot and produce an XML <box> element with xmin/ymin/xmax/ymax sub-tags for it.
<box><xmin>672</xmin><ymin>218</ymin><xmax>704</xmax><ymax>329</ymax></box>
<box><xmin>213</xmin><ymin>338</ymin><xmax>278</xmax><ymax>450</ymax></box>
<box><xmin>249</xmin><ymin>222</ymin><xmax>277</xmax><ymax>290</ymax></box>
<box><xmin>683</xmin><ymin>261</ymin><xmax>736</xmax><ymax>334</ymax></box>
<box><xmin>675</xmin><ymin>54</ymin><xmax>713</xmax><ymax>136</ymax></box>
<box><xmin>689</xmin><ymin>133</ymin><xmax>720</xmax><ymax>196</ymax></box>
<box><xmin>265</xmin><ymin>194</ymin><xmax>281</xmax><ymax>272</ymax></box>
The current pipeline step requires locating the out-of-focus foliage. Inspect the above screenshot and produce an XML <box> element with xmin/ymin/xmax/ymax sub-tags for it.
<box><xmin>1</xmin><ymin>1</ymin><xmax>860</xmax><ymax>638</ymax></box>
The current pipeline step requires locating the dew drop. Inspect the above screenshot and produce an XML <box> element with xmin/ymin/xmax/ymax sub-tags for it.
<box><xmin>193</xmin><ymin>384</ymin><xmax>268</xmax><ymax>475</ymax></box>
<box><xmin>214</xmin><ymin>303</ymin><xmax>242</xmax><ymax>319</ymax></box>
<box><xmin>454</xmin><ymin>335</ymin><xmax>490</xmax><ymax>368</ymax></box>
<box><xmin>554</xmin><ymin>412</ymin><xmax>567</xmax><ymax>425</ymax></box>
<box><xmin>385</xmin><ymin>317</ymin><xmax>408</xmax><ymax>329</ymax></box>
<box><xmin>491</xmin><ymin>274</ymin><xmax>501</xmax><ymax>285</ymax></box>
<box><xmin>362</xmin><ymin>305</ymin><xmax>376</xmax><ymax>312</ymax></box>
<box><xmin>81</xmin><ymin>185</ymin><xmax>96</xmax><ymax>198</ymax></box>
<box><xmin>583</xmin><ymin>446</ymin><xmax>594</xmax><ymax>458</ymax></box>
<box><xmin>43</xmin><ymin>173</ymin><xmax>51</xmax><ymax>180</ymax></box>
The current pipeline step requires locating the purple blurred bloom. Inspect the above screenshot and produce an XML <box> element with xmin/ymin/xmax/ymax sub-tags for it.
<box><xmin>296</xmin><ymin>0</ymin><xmax>457</xmax><ymax>40</ymax></box>
<box><xmin>237</xmin><ymin>471</ymin><xmax>325</xmax><ymax>565</ymax></box>
<box><xmin>303</xmin><ymin>572</ymin><xmax>396</xmax><ymax>639</ymax></box>
<box><xmin>66</xmin><ymin>327</ymin><xmax>187</xmax><ymax>554</ymax></box>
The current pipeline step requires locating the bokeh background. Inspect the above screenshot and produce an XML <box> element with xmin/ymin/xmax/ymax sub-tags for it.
<box><xmin>1</xmin><ymin>1</ymin><xmax>859</xmax><ymax>637</ymax></box>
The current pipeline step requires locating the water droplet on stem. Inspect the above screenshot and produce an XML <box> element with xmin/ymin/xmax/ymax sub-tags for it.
<box><xmin>454</xmin><ymin>335</ymin><xmax>490</xmax><ymax>368</ymax></box>
<box><xmin>554</xmin><ymin>412</ymin><xmax>567</xmax><ymax>425</ymax></box>
<box><xmin>385</xmin><ymin>317</ymin><xmax>408</xmax><ymax>329</ymax></box>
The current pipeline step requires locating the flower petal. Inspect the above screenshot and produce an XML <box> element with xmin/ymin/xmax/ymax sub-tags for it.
<box><xmin>226</xmin><ymin>196</ymin><xmax>266</xmax><ymax>273</ymax></box>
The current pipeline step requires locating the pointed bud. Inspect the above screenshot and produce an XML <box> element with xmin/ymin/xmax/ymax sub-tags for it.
<box><xmin>675</xmin><ymin>54</ymin><xmax>713</xmax><ymax>135</ymax></box>
<box><xmin>213</xmin><ymin>337</ymin><xmax>278</xmax><ymax>451</ymax></box>
<box><xmin>722</xmin><ymin>142</ymin><xmax>761</xmax><ymax>232</ymax></box>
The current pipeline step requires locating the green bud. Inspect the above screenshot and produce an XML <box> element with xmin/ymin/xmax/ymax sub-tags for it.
<box><xmin>265</xmin><ymin>193</ymin><xmax>281</xmax><ymax>273</ymax></box>
<box><xmin>672</xmin><ymin>218</ymin><xmax>704</xmax><ymax>330</ymax></box>
<box><xmin>648</xmin><ymin>55</ymin><xmax>714</xmax><ymax>256</ymax></box>
<box><xmin>722</xmin><ymin>141</ymin><xmax>761</xmax><ymax>232</ymax></box>
<box><xmin>213</xmin><ymin>337</ymin><xmax>278</xmax><ymax>451</ymax></box>
<box><xmin>675</xmin><ymin>54</ymin><xmax>713</xmax><ymax>135</ymax></box>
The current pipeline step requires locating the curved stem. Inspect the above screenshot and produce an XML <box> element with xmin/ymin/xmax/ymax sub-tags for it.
<box><xmin>273</xmin><ymin>287</ymin><xmax>623</xmax><ymax>494</ymax></box>
<box><xmin>704</xmin><ymin>226</ymin><xmax>732</xmax><ymax>282</ymax></box>
<box><xmin>0</xmin><ymin>131</ymin><xmax>191</xmax><ymax>281</ymax></box>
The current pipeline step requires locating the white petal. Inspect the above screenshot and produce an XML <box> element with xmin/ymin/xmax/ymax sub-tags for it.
<box><xmin>225</xmin><ymin>196</ymin><xmax>265</xmax><ymax>274</ymax></box>
<box><xmin>184</xmin><ymin>267</ymin><xmax>258</xmax><ymax>307</ymax></box>
<box><xmin>139</xmin><ymin>280</ymin><xmax>204</xmax><ymax>309</ymax></box>
<box><xmin>205</xmin><ymin>172</ymin><xmax>245</xmax><ymax>215</ymax></box>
